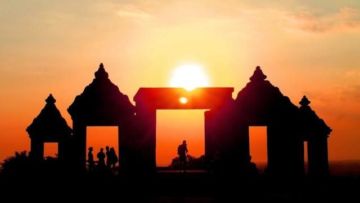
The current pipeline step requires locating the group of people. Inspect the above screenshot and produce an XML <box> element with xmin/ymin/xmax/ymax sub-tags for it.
<box><xmin>87</xmin><ymin>146</ymin><xmax>118</xmax><ymax>171</ymax></box>
<box><xmin>87</xmin><ymin>140</ymin><xmax>188</xmax><ymax>172</ymax></box>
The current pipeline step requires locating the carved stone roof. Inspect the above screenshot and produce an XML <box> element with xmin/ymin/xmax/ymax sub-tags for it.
<box><xmin>299</xmin><ymin>96</ymin><xmax>332</xmax><ymax>137</ymax></box>
<box><xmin>68</xmin><ymin>63</ymin><xmax>135</xmax><ymax>124</ymax></box>
<box><xmin>235</xmin><ymin>66</ymin><xmax>299</xmax><ymax>124</ymax></box>
<box><xmin>27</xmin><ymin>94</ymin><xmax>72</xmax><ymax>140</ymax></box>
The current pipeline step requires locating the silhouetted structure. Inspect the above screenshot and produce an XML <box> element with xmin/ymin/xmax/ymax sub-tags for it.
<box><xmin>26</xmin><ymin>64</ymin><xmax>332</xmax><ymax>177</ymax></box>
<box><xmin>299</xmin><ymin>96</ymin><xmax>331</xmax><ymax>176</ymax></box>
<box><xmin>206</xmin><ymin>67</ymin><xmax>306</xmax><ymax>175</ymax></box>
<box><xmin>67</xmin><ymin>63</ymin><xmax>135</xmax><ymax>171</ymax></box>
<box><xmin>27</xmin><ymin>94</ymin><xmax>71</xmax><ymax>161</ymax></box>
<box><xmin>206</xmin><ymin>67</ymin><xmax>332</xmax><ymax>176</ymax></box>
<box><xmin>134</xmin><ymin>87</ymin><xmax>234</xmax><ymax>172</ymax></box>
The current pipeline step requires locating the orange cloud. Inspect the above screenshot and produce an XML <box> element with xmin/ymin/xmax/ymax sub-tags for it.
<box><xmin>288</xmin><ymin>7</ymin><xmax>360</xmax><ymax>33</ymax></box>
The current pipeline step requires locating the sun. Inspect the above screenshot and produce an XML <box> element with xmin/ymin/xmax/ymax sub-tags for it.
<box><xmin>179</xmin><ymin>96</ymin><xmax>188</xmax><ymax>104</ymax></box>
<box><xmin>169</xmin><ymin>63</ymin><xmax>210</xmax><ymax>91</ymax></box>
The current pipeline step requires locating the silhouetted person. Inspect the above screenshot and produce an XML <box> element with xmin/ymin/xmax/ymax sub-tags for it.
<box><xmin>97</xmin><ymin>148</ymin><xmax>105</xmax><ymax>167</ymax></box>
<box><xmin>177</xmin><ymin>140</ymin><xmax>188</xmax><ymax>172</ymax></box>
<box><xmin>109</xmin><ymin>147</ymin><xmax>118</xmax><ymax>169</ymax></box>
<box><xmin>88</xmin><ymin>147</ymin><xmax>95</xmax><ymax>171</ymax></box>
<box><xmin>105</xmin><ymin>146</ymin><xmax>111</xmax><ymax>168</ymax></box>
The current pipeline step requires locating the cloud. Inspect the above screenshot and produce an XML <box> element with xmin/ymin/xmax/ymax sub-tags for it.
<box><xmin>287</xmin><ymin>7</ymin><xmax>360</xmax><ymax>33</ymax></box>
<box><xmin>116</xmin><ymin>5</ymin><xmax>153</xmax><ymax>20</ymax></box>
<box><xmin>111</xmin><ymin>1</ymin><xmax>360</xmax><ymax>35</ymax></box>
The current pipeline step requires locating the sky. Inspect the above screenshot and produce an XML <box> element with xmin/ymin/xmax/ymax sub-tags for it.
<box><xmin>0</xmin><ymin>0</ymin><xmax>360</xmax><ymax>166</ymax></box>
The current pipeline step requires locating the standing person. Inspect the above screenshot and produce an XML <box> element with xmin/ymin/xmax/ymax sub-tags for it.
<box><xmin>109</xmin><ymin>147</ymin><xmax>118</xmax><ymax>169</ymax></box>
<box><xmin>177</xmin><ymin>140</ymin><xmax>188</xmax><ymax>172</ymax></box>
<box><xmin>87</xmin><ymin>147</ymin><xmax>95</xmax><ymax>171</ymax></box>
<box><xmin>105</xmin><ymin>146</ymin><xmax>111</xmax><ymax>168</ymax></box>
<box><xmin>97</xmin><ymin>148</ymin><xmax>106</xmax><ymax>167</ymax></box>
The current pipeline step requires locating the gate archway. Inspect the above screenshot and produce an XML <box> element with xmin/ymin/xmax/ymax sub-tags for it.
<box><xmin>68</xmin><ymin>64</ymin><xmax>135</xmax><ymax>170</ymax></box>
<box><xmin>134</xmin><ymin>87</ymin><xmax>234</xmax><ymax>171</ymax></box>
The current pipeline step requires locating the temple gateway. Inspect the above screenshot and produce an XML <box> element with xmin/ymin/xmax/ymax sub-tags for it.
<box><xmin>27</xmin><ymin>64</ymin><xmax>331</xmax><ymax>176</ymax></box>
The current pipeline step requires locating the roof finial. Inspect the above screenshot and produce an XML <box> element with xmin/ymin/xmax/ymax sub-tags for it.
<box><xmin>250</xmin><ymin>66</ymin><xmax>267</xmax><ymax>82</ymax></box>
<box><xmin>299</xmin><ymin>95</ymin><xmax>310</xmax><ymax>106</ymax></box>
<box><xmin>46</xmin><ymin>94</ymin><xmax>56</xmax><ymax>104</ymax></box>
<box><xmin>95</xmin><ymin>63</ymin><xmax>108</xmax><ymax>79</ymax></box>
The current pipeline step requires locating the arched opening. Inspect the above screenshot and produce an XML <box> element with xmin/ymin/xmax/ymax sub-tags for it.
<box><xmin>44</xmin><ymin>142</ymin><xmax>58</xmax><ymax>159</ymax></box>
<box><xmin>249</xmin><ymin>126</ymin><xmax>268</xmax><ymax>173</ymax></box>
<box><xmin>86</xmin><ymin>126</ymin><xmax>119</xmax><ymax>169</ymax></box>
<box><xmin>156</xmin><ymin>110</ymin><xmax>205</xmax><ymax>169</ymax></box>
<box><xmin>134</xmin><ymin>87</ymin><xmax>234</xmax><ymax>172</ymax></box>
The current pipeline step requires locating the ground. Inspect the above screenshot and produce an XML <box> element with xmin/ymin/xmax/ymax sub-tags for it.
<box><xmin>1</xmin><ymin>160</ymin><xmax>360</xmax><ymax>201</ymax></box>
<box><xmin>1</xmin><ymin>171</ymin><xmax>359</xmax><ymax>202</ymax></box>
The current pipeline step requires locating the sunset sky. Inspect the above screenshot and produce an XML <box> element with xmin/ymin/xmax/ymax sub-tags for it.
<box><xmin>0</xmin><ymin>0</ymin><xmax>360</xmax><ymax>166</ymax></box>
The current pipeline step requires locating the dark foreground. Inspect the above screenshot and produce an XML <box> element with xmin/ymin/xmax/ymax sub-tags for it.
<box><xmin>1</xmin><ymin>171</ymin><xmax>359</xmax><ymax>202</ymax></box>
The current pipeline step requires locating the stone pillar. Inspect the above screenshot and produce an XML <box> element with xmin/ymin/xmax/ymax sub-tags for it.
<box><xmin>267</xmin><ymin>124</ymin><xmax>304</xmax><ymax>177</ymax></box>
<box><xmin>222</xmin><ymin>123</ymin><xmax>250</xmax><ymax>173</ymax></box>
<box><xmin>72</xmin><ymin>122</ymin><xmax>86</xmax><ymax>170</ymax></box>
<box><xmin>30</xmin><ymin>138</ymin><xmax>44</xmax><ymax>160</ymax></box>
<box><xmin>119</xmin><ymin>119</ymin><xmax>136</xmax><ymax>173</ymax></box>
<box><xmin>117</xmin><ymin>125</ymin><xmax>122</xmax><ymax>169</ymax></box>
<box><xmin>266</xmin><ymin>124</ymin><xmax>276</xmax><ymax>175</ymax></box>
<box><xmin>308</xmin><ymin>134</ymin><xmax>329</xmax><ymax>176</ymax></box>
<box><xmin>267</xmin><ymin>124</ymin><xmax>291</xmax><ymax>176</ymax></box>
<box><xmin>239</xmin><ymin>125</ymin><xmax>250</xmax><ymax>162</ymax></box>
<box><xmin>58</xmin><ymin>140</ymin><xmax>66</xmax><ymax>160</ymax></box>
<box><xmin>204</xmin><ymin>110</ymin><xmax>215</xmax><ymax>160</ymax></box>
<box><xmin>295</xmin><ymin>134</ymin><xmax>306</xmax><ymax>176</ymax></box>
<box><xmin>136</xmin><ymin>106</ymin><xmax>157</xmax><ymax>173</ymax></box>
